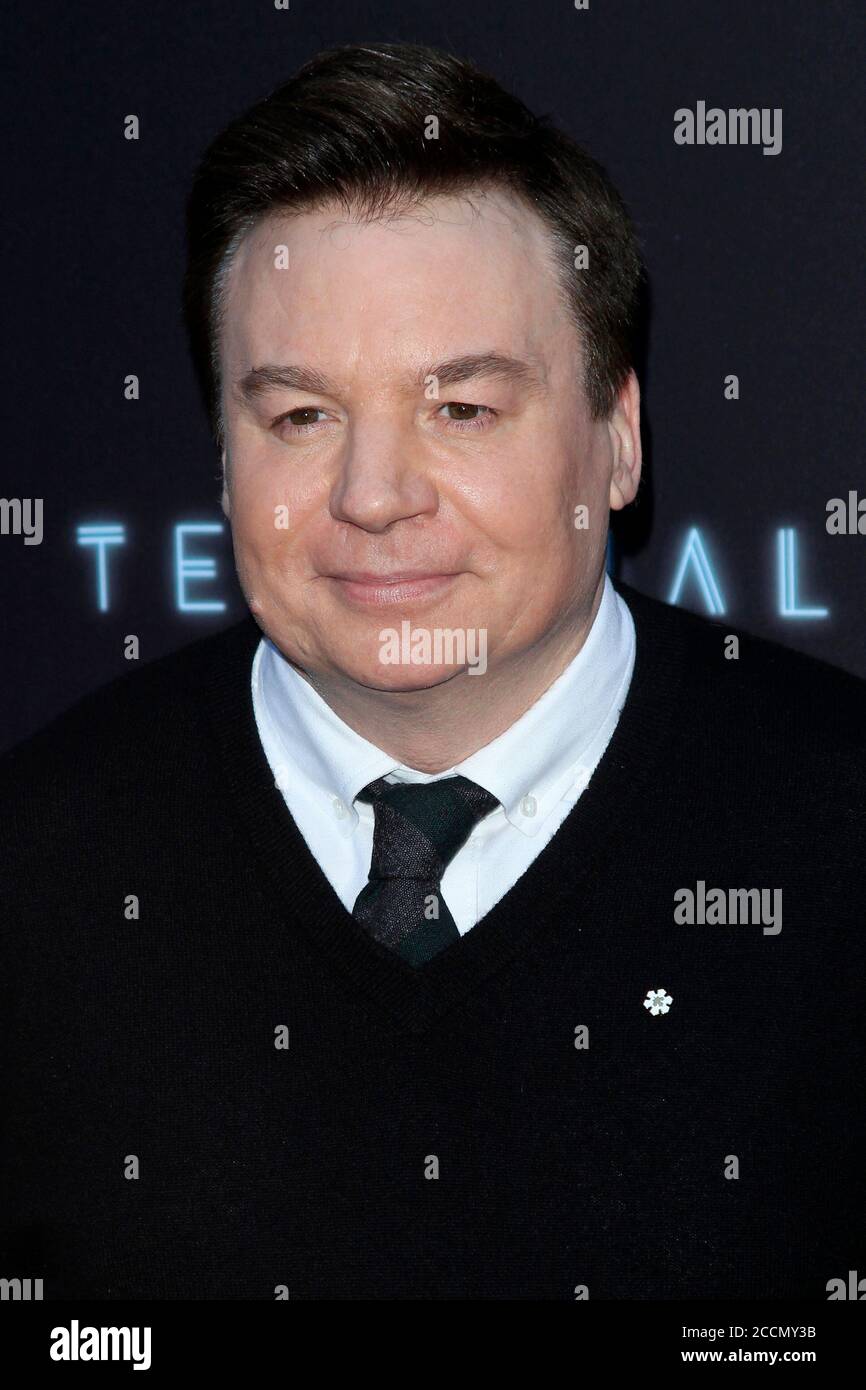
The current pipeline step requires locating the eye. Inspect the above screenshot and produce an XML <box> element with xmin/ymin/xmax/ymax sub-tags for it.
<box><xmin>272</xmin><ymin>406</ymin><xmax>330</xmax><ymax>435</ymax></box>
<box><xmin>438</xmin><ymin>402</ymin><xmax>498</xmax><ymax>432</ymax></box>
<box><xmin>271</xmin><ymin>401</ymin><xmax>498</xmax><ymax>438</ymax></box>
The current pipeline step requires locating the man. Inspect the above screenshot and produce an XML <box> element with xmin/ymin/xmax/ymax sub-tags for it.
<box><xmin>1</xmin><ymin>42</ymin><xmax>863</xmax><ymax>1301</ymax></box>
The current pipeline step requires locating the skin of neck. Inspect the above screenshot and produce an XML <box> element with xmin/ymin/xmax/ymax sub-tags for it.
<box><xmin>294</xmin><ymin>565</ymin><xmax>607</xmax><ymax>774</ymax></box>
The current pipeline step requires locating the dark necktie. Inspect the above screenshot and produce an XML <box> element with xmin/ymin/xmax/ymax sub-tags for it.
<box><xmin>352</xmin><ymin>775</ymin><xmax>500</xmax><ymax>967</ymax></box>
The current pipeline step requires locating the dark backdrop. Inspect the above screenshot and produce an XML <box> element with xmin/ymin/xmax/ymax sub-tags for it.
<box><xmin>3</xmin><ymin>0</ymin><xmax>864</xmax><ymax>752</ymax></box>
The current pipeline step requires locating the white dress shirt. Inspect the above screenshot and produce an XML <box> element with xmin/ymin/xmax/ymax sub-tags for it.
<box><xmin>251</xmin><ymin>574</ymin><xmax>636</xmax><ymax>934</ymax></box>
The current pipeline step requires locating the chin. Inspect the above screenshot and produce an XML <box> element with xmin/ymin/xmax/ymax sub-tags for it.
<box><xmin>341</xmin><ymin>661</ymin><xmax>468</xmax><ymax>693</ymax></box>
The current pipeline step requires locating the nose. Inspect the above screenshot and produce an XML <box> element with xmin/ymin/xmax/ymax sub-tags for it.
<box><xmin>329</xmin><ymin>416</ymin><xmax>438</xmax><ymax>533</ymax></box>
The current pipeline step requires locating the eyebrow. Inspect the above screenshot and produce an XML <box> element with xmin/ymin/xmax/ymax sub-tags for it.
<box><xmin>232</xmin><ymin>351</ymin><xmax>547</xmax><ymax>408</ymax></box>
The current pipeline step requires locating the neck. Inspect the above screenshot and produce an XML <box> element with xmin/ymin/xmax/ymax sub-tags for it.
<box><xmin>297</xmin><ymin>573</ymin><xmax>607</xmax><ymax>774</ymax></box>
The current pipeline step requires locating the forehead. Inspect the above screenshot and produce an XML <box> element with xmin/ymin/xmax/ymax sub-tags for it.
<box><xmin>220</xmin><ymin>187</ymin><xmax>576</xmax><ymax>377</ymax></box>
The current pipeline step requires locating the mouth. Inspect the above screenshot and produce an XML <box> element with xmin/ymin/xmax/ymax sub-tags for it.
<box><xmin>325</xmin><ymin>571</ymin><xmax>462</xmax><ymax>607</ymax></box>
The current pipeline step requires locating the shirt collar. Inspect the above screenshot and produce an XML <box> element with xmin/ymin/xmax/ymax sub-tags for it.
<box><xmin>254</xmin><ymin>573</ymin><xmax>635</xmax><ymax>839</ymax></box>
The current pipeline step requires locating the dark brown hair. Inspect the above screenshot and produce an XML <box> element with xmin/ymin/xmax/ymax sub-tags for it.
<box><xmin>182</xmin><ymin>42</ymin><xmax>644</xmax><ymax>448</ymax></box>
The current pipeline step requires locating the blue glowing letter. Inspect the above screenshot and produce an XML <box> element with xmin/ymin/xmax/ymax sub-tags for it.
<box><xmin>174</xmin><ymin>523</ymin><xmax>227</xmax><ymax>613</ymax></box>
<box><xmin>668</xmin><ymin>527</ymin><xmax>725</xmax><ymax>614</ymax></box>
<box><xmin>776</xmin><ymin>528</ymin><xmax>828</xmax><ymax>618</ymax></box>
<box><xmin>76</xmin><ymin>523</ymin><xmax>126</xmax><ymax>612</ymax></box>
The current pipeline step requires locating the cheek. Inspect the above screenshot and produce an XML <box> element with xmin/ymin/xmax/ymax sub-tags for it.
<box><xmin>231</xmin><ymin>512</ymin><xmax>283</xmax><ymax>599</ymax></box>
<box><xmin>230</xmin><ymin>470</ymin><xmax>309</xmax><ymax>570</ymax></box>
<box><xmin>490</xmin><ymin>433</ymin><xmax>591</xmax><ymax>538</ymax></box>
<box><xmin>485</xmin><ymin>459</ymin><xmax>603</xmax><ymax>611</ymax></box>
<box><xmin>482</xmin><ymin>475</ymin><xmax>583</xmax><ymax>573</ymax></box>
<box><xmin>452</xmin><ymin>467</ymin><xmax>547</xmax><ymax>562</ymax></box>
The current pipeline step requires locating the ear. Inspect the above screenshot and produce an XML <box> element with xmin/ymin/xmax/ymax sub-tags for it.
<box><xmin>607</xmin><ymin>370</ymin><xmax>642</xmax><ymax>511</ymax></box>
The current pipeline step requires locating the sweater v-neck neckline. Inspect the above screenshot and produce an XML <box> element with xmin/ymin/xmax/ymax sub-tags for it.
<box><xmin>202</xmin><ymin>582</ymin><xmax>687</xmax><ymax>1034</ymax></box>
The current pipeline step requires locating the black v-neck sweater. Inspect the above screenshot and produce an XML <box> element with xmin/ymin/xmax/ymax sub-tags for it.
<box><xmin>1</xmin><ymin>581</ymin><xmax>864</xmax><ymax>1301</ymax></box>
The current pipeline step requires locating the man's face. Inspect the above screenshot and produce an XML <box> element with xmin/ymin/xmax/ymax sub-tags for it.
<box><xmin>219</xmin><ymin>187</ymin><xmax>639</xmax><ymax>691</ymax></box>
